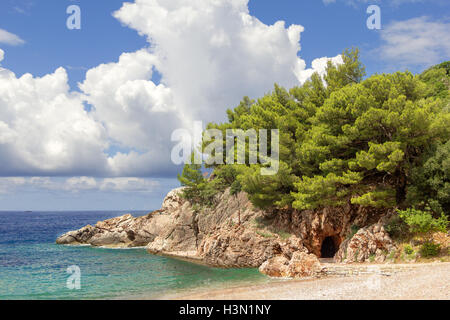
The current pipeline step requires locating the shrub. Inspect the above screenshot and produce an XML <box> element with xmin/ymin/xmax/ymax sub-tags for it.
<box><xmin>420</xmin><ymin>242</ymin><xmax>441</xmax><ymax>257</ymax></box>
<box><xmin>397</xmin><ymin>208</ymin><xmax>448</xmax><ymax>236</ymax></box>
<box><xmin>404</xmin><ymin>244</ymin><xmax>414</xmax><ymax>255</ymax></box>
<box><xmin>384</xmin><ymin>215</ymin><xmax>409</xmax><ymax>240</ymax></box>
<box><xmin>276</xmin><ymin>231</ymin><xmax>292</xmax><ymax>240</ymax></box>
<box><xmin>347</xmin><ymin>224</ymin><xmax>360</xmax><ymax>239</ymax></box>
<box><xmin>256</xmin><ymin>230</ymin><xmax>274</xmax><ymax>238</ymax></box>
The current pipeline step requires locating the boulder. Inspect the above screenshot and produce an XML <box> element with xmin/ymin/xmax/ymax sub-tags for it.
<box><xmin>286</xmin><ymin>251</ymin><xmax>323</xmax><ymax>277</ymax></box>
<box><xmin>56</xmin><ymin>225</ymin><xmax>97</xmax><ymax>245</ymax></box>
<box><xmin>334</xmin><ymin>222</ymin><xmax>396</xmax><ymax>263</ymax></box>
<box><xmin>259</xmin><ymin>255</ymin><xmax>290</xmax><ymax>277</ymax></box>
<box><xmin>259</xmin><ymin>251</ymin><xmax>323</xmax><ymax>278</ymax></box>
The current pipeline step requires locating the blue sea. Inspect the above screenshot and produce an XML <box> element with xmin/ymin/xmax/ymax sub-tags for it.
<box><xmin>0</xmin><ymin>211</ymin><xmax>267</xmax><ymax>300</ymax></box>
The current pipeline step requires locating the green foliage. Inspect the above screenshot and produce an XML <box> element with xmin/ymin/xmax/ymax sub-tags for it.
<box><xmin>420</xmin><ymin>61</ymin><xmax>450</xmax><ymax>99</ymax></box>
<box><xmin>384</xmin><ymin>214</ymin><xmax>409</xmax><ymax>240</ymax></box>
<box><xmin>177</xmin><ymin>161</ymin><xmax>208</xmax><ymax>204</ymax></box>
<box><xmin>404</xmin><ymin>244</ymin><xmax>414</xmax><ymax>255</ymax></box>
<box><xmin>348</xmin><ymin>224</ymin><xmax>360</xmax><ymax>239</ymax></box>
<box><xmin>407</xmin><ymin>140</ymin><xmax>450</xmax><ymax>215</ymax></box>
<box><xmin>276</xmin><ymin>231</ymin><xmax>292</xmax><ymax>240</ymax></box>
<box><xmin>238</xmin><ymin>161</ymin><xmax>298</xmax><ymax>209</ymax></box>
<box><xmin>420</xmin><ymin>242</ymin><xmax>441</xmax><ymax>257</ymax></box>
<box><xmin>256</xmin><ymin>230</ymin><xmax>274</xmax><ymax>238</ymax></box>
<box><xmin>397</xmin><ymin>208</ymin><xmax>448</xmax><ymax>235</ymax></box>
<box><xmin>178</xmin><ymin>50</ymin><xmax>450</xmax><ymax>213</ymax></box>
<box><xmin>324</xmin><ymin>47</ymin><xmax>366</xmax><ymax>92</ymax></box>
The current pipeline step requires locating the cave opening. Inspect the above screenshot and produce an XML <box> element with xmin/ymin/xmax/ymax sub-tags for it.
<box><xmin>320</xmin><ymin>236</ymin><xmax>338</xmax><ymax>258</ymax></box>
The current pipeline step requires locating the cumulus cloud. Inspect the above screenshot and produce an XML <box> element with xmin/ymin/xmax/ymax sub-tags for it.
<box><xmin>378</xmin><ymin>17</ymin><xmax>450</xmax><ymax>68</ymax></box>
<box><xmin>0</xmin><ymin>66</ymin><xmax>111</xmax><ymax>176</ymax></box>
<box><xmin>90</xmin><ymin>0</ymin><xmax>340</xmax><ymax>176</ymax></box>
<box><xmin>295</xmin><ymin>55</ymin><xmax>343</xmax><ymax>84</ymax></box>
<box><xmin>0</xmin><ymin>49</ymin><xmax>4</xmax><ymax>62</ymax></box>
<box><xmin>112</xmin><ymin>0</ymin><xmax>337</xmax><ymax>123</ymax></box>
<box><xmin>80</xmin><ymin>49</ymin><xmax>184</xmax><ymax>177</ymax></box>
<box><xmin>0</xmin><ymin>0</ymin><xmax>342</xmax><ymax>181</ymax></box>
<box><xmin>0</xmin><ymin>29</ymin><xmax>25</xmax><ymax>46</ymax></box>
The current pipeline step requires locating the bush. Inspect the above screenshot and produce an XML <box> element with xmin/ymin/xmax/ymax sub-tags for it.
<box><xmin>420</xmin><ymin>242</ymin><xmax>441</xmax><ymax>257</ymax></box>
<box><xmin>398</xmin><ymin>208</ymin><xmax>448</xmax><ymax>236</ymax></box>
<box><xmin>347</xmin><ymin>224</ymin><xmax>360</xmax><ymax>239</ymax></box>
<box><xmin>404</xmin><ymin>244</ymin><xmax>414</xmax><ymax>255</ymax></box>
<box><xmin>384</xmin><ymin>215</ymin><xmax>409</xmax><ymax>239</ymax></box>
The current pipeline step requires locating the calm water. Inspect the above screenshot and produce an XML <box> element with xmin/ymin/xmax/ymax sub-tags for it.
<box><xmin>0</xmin><ymin>211</ymin><xmax>267</xmax><ymax>300</ymax></box>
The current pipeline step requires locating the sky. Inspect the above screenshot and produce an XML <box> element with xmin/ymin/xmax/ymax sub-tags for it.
<box><xmin>0</xmin><ymin>0</ymin><xmax>449</xmax><ymax>211</ymax></box>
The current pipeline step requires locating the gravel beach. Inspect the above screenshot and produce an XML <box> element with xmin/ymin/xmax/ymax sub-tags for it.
<box><xmin>167</xmin><ymin>262</ymin><xmax>450</xmax><ymax>300</ymax></box>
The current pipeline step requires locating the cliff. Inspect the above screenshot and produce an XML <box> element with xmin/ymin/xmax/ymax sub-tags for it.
<box><xmin>56</xmin><ymin>187</ymin><xmax>397</xmax><ymax>276</ymax></box>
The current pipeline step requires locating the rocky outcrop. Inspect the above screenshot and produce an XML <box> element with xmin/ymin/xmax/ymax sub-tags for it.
<box><xmin>56</xmin><ymin>188</ymin><xmax>285</xmax><ymax>267</ymax></box>
<box><xmin>271</xmin><ymin>205</ymin><xmax>384</xmax><ymax>257</ymax></box>
<box><xmin>334</xmin><ymin>222</ymin><xmax>396</xmax><ymax>263</ymax></box>
<box><xmin>55</xmin><ymin>214</ymin><xmax>157</xmax><ymax>247</ymax></box>
<box><xmin>56</xmin><ymin>187</ymin><xmax>193</xmax><ymax>249</ymax></box>
<box><xmin>259</xmin><ymin>251</ymin><xmax>324</xmax><ymax>278</ymax></box>
<box><xmin>56</xmin><ymin>186</ymin><xmax>395</xmax><ymax>277</ymax></box>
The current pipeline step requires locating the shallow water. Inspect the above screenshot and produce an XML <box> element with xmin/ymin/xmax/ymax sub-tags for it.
<box><xmin>0</xmin><ymin>211</ymin><xmax>267</xmax><ymax>300</ymax></box>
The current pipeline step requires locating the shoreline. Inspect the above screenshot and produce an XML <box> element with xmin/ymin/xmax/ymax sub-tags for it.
<box><xmin>159</xmin><ymin>262</ymin><xmax>450</xmax><ymax>300</ymax></box>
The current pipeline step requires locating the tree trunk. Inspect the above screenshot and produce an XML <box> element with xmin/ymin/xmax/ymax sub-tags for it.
<box><xmin>396</xmin><ymin>172</ymin><xmax>407</xmax><ymax>206</ymax></box>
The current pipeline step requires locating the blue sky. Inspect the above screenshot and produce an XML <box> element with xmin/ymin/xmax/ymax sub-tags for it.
<box><xmin>0</xmin><ymin>0</ymin><xmax>449</xmax><ymax>210</ymax></box>
<box><xmin>1</xmin><ymin>0</ymin><xmax>448</xmax><ymax>86</ymax></box>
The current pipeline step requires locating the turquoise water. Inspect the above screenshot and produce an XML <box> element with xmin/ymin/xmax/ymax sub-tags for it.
<box><xmin>0</xmin><ymin>211</ymin><xmax>267</xmax><ymax>300</ymax></box>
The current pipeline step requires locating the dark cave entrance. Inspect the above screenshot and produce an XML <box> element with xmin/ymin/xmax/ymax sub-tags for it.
<box><xmin>320</xmin><ymin>236</ymin><xmax>338</xmax><ymax>258</ymax></box>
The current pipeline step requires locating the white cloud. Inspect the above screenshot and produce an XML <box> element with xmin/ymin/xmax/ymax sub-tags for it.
<box><xmin>0</xmin><ymin>0</ymin><xmax>342</xmax><ymax>180</ymax></box>
<box><xmin>0</xmin><ymin>29</ymin><xmax>25</xmax><ymax>46</ymax></box>
<box><xmin>0</xmin><ymin>177</ymin><xmax>26</xmax><ymax>194</ymax></box>
<box><xmin>111</xmin><ymin>0</ymin><xmax>339</xmax><ymax>123</ymax></box>
<box><xmin>378</xmin><ymin>17</ymin><xmax>450</xmax><ymax>68</ymax></box>
<box><xmin>99</xmin><ymin>177</ymin><xmax>159</xmax><ymax>193</ymax></box>
<box><xmin>0</xmin><ymin>176</ymin><xmax>159</xmax><ymax>194</ymax></box>
<box><xmin>0</xmin><ymin>66</ymin><xmax>110</xmax><ymax>176</ymax></box>
<box><xmin>64</xmin><ymin>176</ymin><xmax>98</xmax><ymax>191</ymax></box>
<box><xmin>0</xmin><ymin>49</ymin><xmax>4</xmax><ymax>62</ymax></box>
<box><xmin>295</xmin><ymin>55</ymin><xmax>343</xmax><ymax>84</ymax></box>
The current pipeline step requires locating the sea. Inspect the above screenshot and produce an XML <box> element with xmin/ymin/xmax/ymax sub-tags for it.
<box><xmin>0</xmin><ymin>211</ymin><xmax>268</xmax><ymax>300</ymax></box>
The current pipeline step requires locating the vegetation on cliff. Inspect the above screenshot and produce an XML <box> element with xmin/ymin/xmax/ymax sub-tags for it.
<box><xmin>179</xmin><ymin>49</ymin><xmax>449</xmax><ymax>233</ymax></box>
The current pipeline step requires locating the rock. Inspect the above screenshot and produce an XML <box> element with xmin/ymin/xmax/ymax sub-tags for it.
<box><xmin>56</xmin><ymin>225</ymin><xmax>97</xmax><ymax>245</ymax></box>
<box><xmin>259</xmin><ymin>255</ymin><xmax>290</xmax><ymax>277</ymax></box>
<box><xmin>259</xmin><ymin>251</ymin><xmax>323</xmax><ymax>278</ymax></box>
<box><xmin>334</xmin><ymin>222</ymin><xmax>396</xmax><ymax>263</ymax></box>
<box><xmin>160</xmin><ymin>187</ymin><xmax>185</xmax><ymax>212</ymax></box>
<box><xmin>56</xmin><ymin>185</ymin><xmax>396</xmax><ymax>275</ymax></box>
<box><xmin>286</xmin><ymin>252</ymin><xmax>323</xmax><ymax>277</ymax></box>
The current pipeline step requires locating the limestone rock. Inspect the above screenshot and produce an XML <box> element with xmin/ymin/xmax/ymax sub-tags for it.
<box><xmin>56</xmin><ymin>225</ymin><xmax>97</xmax><ymax>245</ymax></box>
<box><xmin>160</xmin><ymin>187</ymin><xmax>185</xmax><ymax>212</ymax></box>
<box><xmin>259</xmin><ymin>255</ymin><xmax>290</xmax><ymax>277</ymax></box>
<box><xmin>56</xmin><ymin>185</ymin><xmax>395</xmax><ymax>274</ymax></box>
<box><xmin>287</xmin><ymin>251</ymin><xmax>323</xmax><ymax>277</ymax></box>
<box><xmin>259</xmin><ymin>251</ymin><xmax>323</xmax><ymax>278</ymax></box>
<box><xmin>334</xmin><ymin>222</ymin><xmax>396</xmax><ymax>263</ymax></box>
